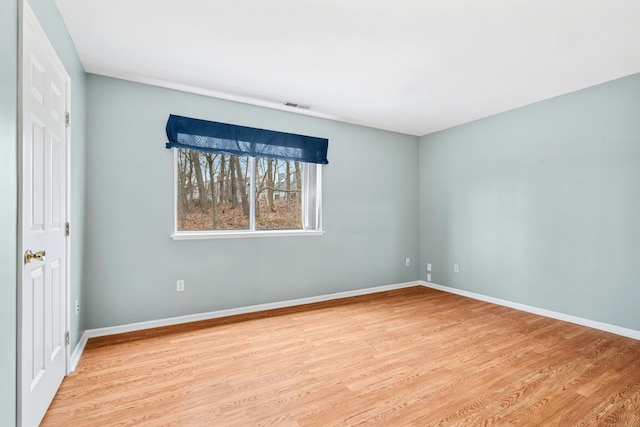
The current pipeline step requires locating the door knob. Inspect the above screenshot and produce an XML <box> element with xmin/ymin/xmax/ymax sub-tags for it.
<box><xmin>25</xmin><ymin>249</ymin><xmax>46</xmax><ymax>264</ymax></box>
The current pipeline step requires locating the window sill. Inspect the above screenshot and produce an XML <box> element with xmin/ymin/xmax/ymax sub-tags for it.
<box><xmin>171</xmin><ymin>229</ymin><xmax>325</xmax><ymax>240</ymax></box>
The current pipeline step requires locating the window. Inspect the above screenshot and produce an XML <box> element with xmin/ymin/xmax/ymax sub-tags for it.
<box><xmin>166</xmin><ymin>115</ymin><xmax>327</xmax><ymax>239</ymax></box>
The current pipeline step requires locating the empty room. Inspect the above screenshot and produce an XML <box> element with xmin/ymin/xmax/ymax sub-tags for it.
<box><xmin>2</xmin><ymin>0</ymin><xmax>639</xmax><ymax>425</ymax></box>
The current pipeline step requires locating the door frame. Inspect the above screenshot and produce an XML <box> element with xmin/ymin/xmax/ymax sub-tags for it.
<box><xmin>17</xmin><ymin>1</ymin><xmax>72</xmax><ymax>424</ymax></box>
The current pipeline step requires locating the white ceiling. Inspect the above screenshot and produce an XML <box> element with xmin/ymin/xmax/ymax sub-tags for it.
<box><xmin>55</xmin><ymin>0</ymin><xmax>640</xmax><ymax>136</ymax></box>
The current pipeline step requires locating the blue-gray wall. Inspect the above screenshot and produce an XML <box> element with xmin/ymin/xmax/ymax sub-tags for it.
<box><xmin>85</xmin><ymin>75</ymin><xmax>420</xmax><ymax>329</ymax></box>
<box><xmin>419</xmin><ymin>73</ymin><xmax>640</xmax><ymax>331</ymax></box>
<box><xmin>0</xmin><ymin>0</ymin><xmax>18</xmax><ymax>424</ymax></box>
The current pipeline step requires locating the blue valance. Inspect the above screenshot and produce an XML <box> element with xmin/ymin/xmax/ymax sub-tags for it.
<box><xmin>165</xmin><ymin>114</ymin><xmax>329</xmax><ymax>165</ymax></box>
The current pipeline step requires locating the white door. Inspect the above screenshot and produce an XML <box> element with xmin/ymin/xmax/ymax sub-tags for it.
<box><xmin>19</xmin><ymin>3</ymin><xmax>71</xmax><ymax>427</ymax></box>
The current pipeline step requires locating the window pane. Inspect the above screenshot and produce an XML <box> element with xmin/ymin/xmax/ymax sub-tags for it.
<box><xmin>255</xmin><ymin>158</ymin><xmax>302</xmax><ymax>230</ymax></box>
<box><xmin>175</xmin><ymin>149</ymin><xmax>317</xmax><ymax>234</ymax></box>
<box><xmin>177</xmin><ymin>150</ymin><xmax>249</xmax><ymax>230</ymax></box>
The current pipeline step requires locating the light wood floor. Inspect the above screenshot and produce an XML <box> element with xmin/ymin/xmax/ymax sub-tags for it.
<box><xmin>42</xmin><ymin>286</ymin><xmax>640</xmax><ymax>426</ymax></box>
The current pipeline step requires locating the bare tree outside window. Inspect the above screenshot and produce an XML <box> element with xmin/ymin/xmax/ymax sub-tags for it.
<box><xmin>255</xmin><ymin>157</ymin><xmax>302</xmax><ymax>230</ymax></box>
<box><xmin>176</xmin><ymin>149</ymin><xmax>302</xmax><ymax>231</ymax></box>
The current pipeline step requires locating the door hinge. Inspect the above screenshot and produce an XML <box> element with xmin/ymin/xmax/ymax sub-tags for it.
<box><xmin>65</xmin><ymin>331</ymin><xmax>70</xmax><ymax>346</ymax></box>
<box><xmin>65</xmin><ymin>112</ymin><xmax>70</xmax><ymax>128</ymax></box>
<box><xmin>65</xmin><ymin>222</ymin><xmax>70</xmax><ymax>237</ymax></box>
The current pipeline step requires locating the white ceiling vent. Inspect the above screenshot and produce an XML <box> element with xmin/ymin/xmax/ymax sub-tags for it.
<box><xmin>284</xmin><ymin>102</ymin><xmax>311</xmax><ymax>110</ymax></box>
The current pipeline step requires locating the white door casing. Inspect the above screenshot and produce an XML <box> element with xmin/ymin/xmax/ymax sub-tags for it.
<box><xmin>19</xmin><ymin>3</ymin><xmax>71</xmax><ymax>426</ymax></box>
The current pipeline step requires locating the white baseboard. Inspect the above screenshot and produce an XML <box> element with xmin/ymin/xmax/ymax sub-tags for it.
<box><xmin>69</xmin><ymin>279</ymin><xmax>639</xmax><ymax>370</ymax></box>
<box><xmin>83</xmin><ymin>281</ymin><xmax>421</xmax><ymax>341</ymax></box>
<box><xmin>69</xmin><ymin>331</ymin><xmax>89</xmax><ymax>373</ymax></box>
<box><xmin>72</xmin><ymin>283</ymin><xmax>416</xmax><ymax>372</ymax></box>
<box><xmin>419</xmin><ymin>281</ymin><xmax>640</xmax><ymax>340</ymax></box>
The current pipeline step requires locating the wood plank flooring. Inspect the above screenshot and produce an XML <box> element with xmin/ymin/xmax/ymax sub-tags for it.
<box><xmin>42</xmin><ymin>286</ymin><xmax>640</xmax><ymax>426</ymax></box>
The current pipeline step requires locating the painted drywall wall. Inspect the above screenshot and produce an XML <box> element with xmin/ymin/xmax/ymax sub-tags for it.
<box><xmin>27</xmin><ymin>0</ymin><xmax>88</xmax><ymax>349</ymax></box>
<box><xmin>419</xmin><ymin>73</ymin><xmax>640</xmax><ymax>331</ymax></box>
<box><xmin>0</xmin><ymin>0</ymin><xmax>18</xmax><ymax>423</ymax></box>
<box><xmin>85</xmin><ymin>75</ymin><xmax>419</xmax><ymax>329</ymax></box>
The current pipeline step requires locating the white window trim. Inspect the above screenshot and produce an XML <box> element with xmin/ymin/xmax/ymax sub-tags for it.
<box><xmin>171</xmin><ymin>150</ymin><xmax>324</xmax><ymax>240</ymax></box>
<box><xmin>171</xmin><ymin>229</ymin><xmax>325</xmax><ymax>240</ymax></box>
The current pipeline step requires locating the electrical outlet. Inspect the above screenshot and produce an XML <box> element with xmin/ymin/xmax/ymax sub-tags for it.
<box><xmin>454</xmin><ymin>264</ymin><xmax>459</xmax><ymax>273</ymax></box>
<box><xmin>177</xmin><ymin>280</ymin><xmax>185</xmax><ymax>292</ymax></box>
<box><xmin>405</xmin><ymin>258</ymin><xmax>411</xmax><ymax>266</ymax></box>
<box><xmin>427</xmin><ymin>263</ymin><xmax>432</xmax><ymax>272</ymax></box>
<box><xmin>75</xmin><ymin>300</ymin><xmax>79</xmax><ymax>315</ymax></box>
<box><xmin>427</xmin><ymin>273</ymin><xmax>432</xmax><ymax>282</ymax></box>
